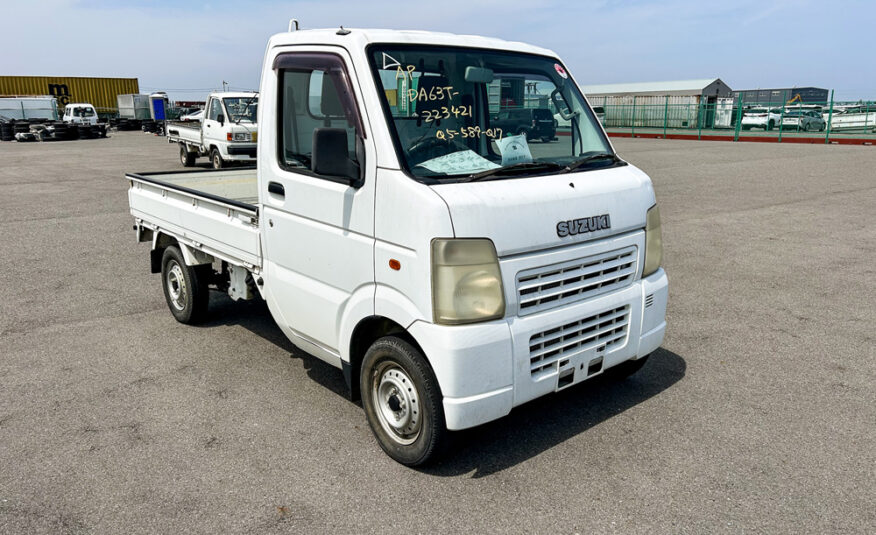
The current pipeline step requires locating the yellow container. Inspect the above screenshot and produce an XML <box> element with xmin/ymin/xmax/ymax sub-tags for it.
<box><xmin>0</xmin><ymin>76</ymin><xmax>139</xmax><ymax>113</ymax></box>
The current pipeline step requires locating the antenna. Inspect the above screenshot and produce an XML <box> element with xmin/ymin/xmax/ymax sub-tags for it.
<box><xmin>288</xmin><ymin>19</ymin><xmax>299</xmax><ymax>32</ymax></box>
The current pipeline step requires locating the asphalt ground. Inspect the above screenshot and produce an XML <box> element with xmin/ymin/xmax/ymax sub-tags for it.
<box><xmin>1</xmin><ymin>132</ymin><xmax>874</xmax><ymax>533</ymax></box>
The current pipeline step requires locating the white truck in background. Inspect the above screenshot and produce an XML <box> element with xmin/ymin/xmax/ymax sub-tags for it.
<box><xmin>166</xmin><ymin>91</ymin><xmax>258</xmax><ymax>168</ymax></box>
<box><xmin>62</xmin><ymin>103</ymin><xmax>99</xmax><ymax>125</ymax></box>
<box><xmin>127</xmin><ymin>28</ymin><xmax>667</xmax><ymax>465</ymax></box>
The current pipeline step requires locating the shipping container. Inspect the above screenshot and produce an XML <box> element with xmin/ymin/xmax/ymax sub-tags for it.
<box><xmin>0</xmin><ymin>76</ymin><xmax>139</xmax><ymax>115</ymax></box>
<box><xmin>117</xmin><ymin>93</ymin><xmax>151</xmax><ymax>120</ymax></box>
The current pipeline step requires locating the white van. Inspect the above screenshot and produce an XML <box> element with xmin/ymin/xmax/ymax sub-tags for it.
<box><xmin>63</xmin><ymin>103</ymin><xmax>98</xmax><ymax>125</ymax></box>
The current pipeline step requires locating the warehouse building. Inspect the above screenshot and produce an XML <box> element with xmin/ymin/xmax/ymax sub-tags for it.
<box><xmin>730</xmin><ymin>86</ymin><xmax>829</xmax><ymax>105</ymax></box>
<box><xmin>580</xmin><ymin>78</ymin><xmax>734</xmax><ymax>129</ymax></box>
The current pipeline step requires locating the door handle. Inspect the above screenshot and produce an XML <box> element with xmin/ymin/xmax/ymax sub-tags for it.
<box><xmin>268</xmin><ymin>181</ymin><xmax>285</xmax><ymax>197</ymax></box>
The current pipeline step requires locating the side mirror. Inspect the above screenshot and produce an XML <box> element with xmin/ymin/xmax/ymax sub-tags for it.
<box><xmin>217</xmin><ymin>114</ymin><xmax>225</xmax><ymax>125</ymax></box>
<box><xmin>312</xmin><ymin>128</ymin><xmax>363</xmax><ymax>188</ymax></box>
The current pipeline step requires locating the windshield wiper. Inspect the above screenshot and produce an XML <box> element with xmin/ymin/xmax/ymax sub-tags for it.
<box><xmin>563</xmin><ymin>152</ymin><xmax>622</xmax><ymax>172</ymax></box>
<box><xmin>234</xmin><ymin>95</ymin><xmax>258</xmax><ymax>125</ymax></box>
<box><xmin>467</xmin><ymin>161</ymin><xmax>566</xmax><ymax>182</ymax></box>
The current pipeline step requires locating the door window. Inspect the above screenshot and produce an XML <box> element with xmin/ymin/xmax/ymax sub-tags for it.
<box><xmin>275</xmin><ymin>53</ymin><xmax>363</xmax><ymax>177</ymax></box>
<box><xmin>207</xmin><ymin>99</ymin><xmax>222</xmax><ymax>121</ymax></box>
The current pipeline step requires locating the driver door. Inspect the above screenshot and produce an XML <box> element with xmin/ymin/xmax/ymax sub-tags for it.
<box><xmin>202</xmin><ymin>97</ymin><xmax>223</xmax><ymax>147</ymax></box>
<box><xmin>261</xmin><ymin>49</ymin><xmax>375</xmax><ymax>359</ymax></box>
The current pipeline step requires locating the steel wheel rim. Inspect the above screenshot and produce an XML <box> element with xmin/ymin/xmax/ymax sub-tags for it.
<box><xmin>213</xmin><ymin>154</ymin><xmax>220</xmax><ymax>168</ymax></box>
<box><xmin>372</xmin><ymin>361</ymin><xmax>421</xmax><ymax>445</ymax></box>
<box><xmin>180</xmin><ymin>147</ymin><xmax>187</xmax><ymax>164</ymax></box>
<box><xmin>166</xmin><ymin>260</ymin><xmax>187</xmax><ymax>311</ymax></box>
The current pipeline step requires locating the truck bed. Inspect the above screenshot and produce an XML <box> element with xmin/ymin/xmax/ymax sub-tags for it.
<box><xmin>166</xmin><ymin>121</ymin><xmax>202</xmax><ymax>144</ymax></box>
<box><xmin>127</xmin><ymin>168</ymin><xmax>261</xmax><ymax>269</ymax></box>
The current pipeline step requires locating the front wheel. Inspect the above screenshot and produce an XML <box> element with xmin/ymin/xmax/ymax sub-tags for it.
<box><xmin>161</xmin><ymin>245</ymin><xmax>210</xmax><ymax>324</ymax></box>
<box><xmin>211</xmin><ymin>148</ymin><xmax>224</xmax><ymax>169</ymax></box>
<box><xmin>361</xmin><ymin>336</ymin><xmax>446</xmax><ymax>466</ymax></box>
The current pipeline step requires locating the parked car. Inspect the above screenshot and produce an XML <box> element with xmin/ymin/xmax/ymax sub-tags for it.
<box><xmin>180</xmin><ymin>109</ymin><xmax>204</xmax><ymax>122</ymax></box>
<box><xmin>781</xmin><ymin>110</ymin><xmax>825</xmax><ymax>132</ymax></box>
<box><xmin>491</xmin><ymin>107</ymin><xmax>556</xmax><ymax>141</ymax></box>
<box><xmin>741</xmin><ymin>107</ymin><xmax>782</xmax><ymax>130</ymax></box>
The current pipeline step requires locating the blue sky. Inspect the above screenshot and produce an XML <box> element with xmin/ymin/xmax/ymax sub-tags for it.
<box><xmin>2</xmin><ymin>0</ymin><xmax>873</xmax><ymax>102</ymax></box>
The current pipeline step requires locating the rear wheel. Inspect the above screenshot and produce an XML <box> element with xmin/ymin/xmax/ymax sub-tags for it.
<box><xmin>160</xmin><ymin>245</ymin><xmax>210</xmax><ymax>324</ymax></box>
<box><xmin>180</xmin><ymin>144</ymin><xmax>196</xmax><ymax>167</ymax></box>
<box><xmin>361</xmin><ymin>336</ymin><xmax>446</xmax><ymax>466</ymax></box>
<box><xmin>766</xmin><ymin>120</ymin><xmax>774</xmax><ymax>131</ymax></box>
<box><xmin>211</xmin><ymin>148</ymin><xmax>224</xmax><ymax>169</ymax></box>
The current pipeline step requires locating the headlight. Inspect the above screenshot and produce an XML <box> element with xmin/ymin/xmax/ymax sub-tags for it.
<box><xmin>642</xmin><ymin>204</ymin><xmax>663</xmax><ymax>277</ymax></box>
<box><xmin>432</xmin><ymin>239</ymin><xmax>505</xmax><ymax>325</ymax></box>
<box><xmin>232</xmin><ymin>132</ymin><xmax>250</xmax><ymax>142</ymax></box>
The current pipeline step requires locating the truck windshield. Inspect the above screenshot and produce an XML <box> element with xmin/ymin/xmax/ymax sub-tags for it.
<box><xmin>223</xmin><ymin>97</ymin><xmax>258</xmax><ymax>123</ymax></box>
<box><xmin>368</xmin><ymin>45</ymin><xmax>614</xmax><ymax>181</ymax></box>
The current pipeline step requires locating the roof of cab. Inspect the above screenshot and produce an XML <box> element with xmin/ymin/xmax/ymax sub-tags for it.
<box><xmin>267</xmin><ymin>28</ymin><xmax>558</xmax><ymax>58</ymax></box>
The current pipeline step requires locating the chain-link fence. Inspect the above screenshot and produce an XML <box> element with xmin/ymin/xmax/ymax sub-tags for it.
<box><xmin>584</xmin><ymin>92</ymin><xmax>876</xmax><ymax>144</ymax></box>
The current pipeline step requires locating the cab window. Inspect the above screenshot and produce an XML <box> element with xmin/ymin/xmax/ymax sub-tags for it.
<box><xmin>275</xmin><ymin>53</ymin><xmax>363</xmax><ymax>180</ymax></box>
<box><xmin>208</xmin><ymin>99</ymin><xmax>222</xmax><ymax>121</ymax></box>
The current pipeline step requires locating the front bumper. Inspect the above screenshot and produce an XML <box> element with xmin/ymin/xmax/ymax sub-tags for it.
<box><xmin>223</xmin><ymin>143</ymin><xmax>257</xmax><ymax>159</ymax></box>
<box><xmin>410</xmin><ymin>268</ymin><xmax>668</xmax><ymax>431</ymax></box>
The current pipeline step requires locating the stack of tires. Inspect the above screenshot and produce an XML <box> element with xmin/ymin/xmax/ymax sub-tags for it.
<box><xmin>13</xmin><ymin>121</ymin><xmax>30</xmax><ymax>136</ymax></box>
<box><xmin>116</xmin><ymin>118</ymin><xmax>142</xmax><ymax>131</ymax></box>
<box><xmin>0</xmin><ymin>121</ymin><xmax>13</xmax><ymax>141</ymax></box>
<box><xmin>49</xmin><ymin>121</ymin><xmax>68</xmax><ymax>140</ymax></box>
<box><xmin>77</xmin><ymin>124</ymin><xmax>98</xmax><ymax>139</ymax></box>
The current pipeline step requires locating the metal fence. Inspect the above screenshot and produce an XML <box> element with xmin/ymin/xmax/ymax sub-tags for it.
<box><xmin>585</xmin><ymin>91</ymin><xmax>876</xmax><ymax>144</ymax></box>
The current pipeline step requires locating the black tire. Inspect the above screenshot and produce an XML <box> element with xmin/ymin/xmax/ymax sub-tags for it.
<box><xmin>160</xmin><ymin>245</ymin><xmax>210</xmax><ymax>324</ymax></box>
<box><xmin>607</xmin><ymin>354</ymin><xmax>650</xmax><ymax>379</ymax></box>
<box><xmin>210</xmin><ymin>148</ymin><xmax>224</xmax><ymax>169</ymax></box>
<box><xmin>360</xmin><ymin>336</ymin><xmax>446</xmax><ymax>466</ymax></box>
<box><xmin>541</xmin><ymin>136</ymin><xmax>552</xmax><ymax>143</ymax></box>
<box><xmin>516</xmin><ymin>127</ymin><xmax>530</xmax><ymax>140</ymax></box>
<box><xmin>180</xmin><ymin>144</ymin><xmax>196</xmax><ymax>167</ymax></box>
<box><xmin>766</xmin><ymin>120</ymin><xmax>774</xmax><ymax>131</ymax></box>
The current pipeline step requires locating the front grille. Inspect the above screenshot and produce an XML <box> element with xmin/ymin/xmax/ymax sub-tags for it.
<box><xmin>517</xmin><ymin>246</ymin><xmax>637</xmax><ymax>315</ymax></box>
<box><xmin>529</xmin><ymin>306</ymin><xmax>630</xmax><ymax>376</ymax></box>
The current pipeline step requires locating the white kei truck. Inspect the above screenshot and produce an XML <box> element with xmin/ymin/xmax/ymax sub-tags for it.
<box><xmin>62</xmin><ymin>103</ymin><xmax>99</xmax><ymax>125</ymax></box>
<box><xmin>166</xmin><ymin>91</ymin><xmax>258</xmax><ymax>169</ymax></box>
<box><xmin>127</xmin><ymin>27</ymin><xmax>668</xmax><ymax>465</ymax></box>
